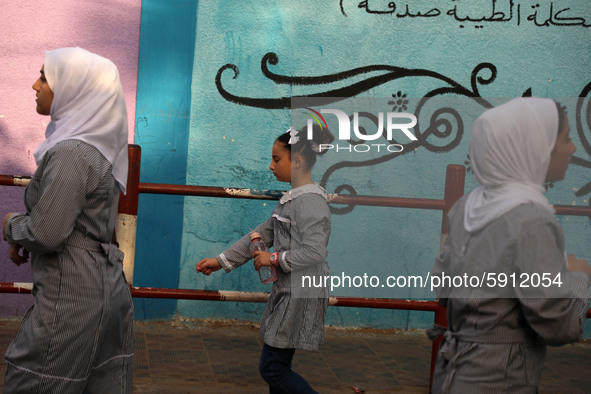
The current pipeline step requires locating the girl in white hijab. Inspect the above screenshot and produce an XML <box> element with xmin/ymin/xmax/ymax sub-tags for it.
<box><xmin>464</xmin><ymin>98</ymin><xmax>558</xmax><ymax>232</ymax></box>
<box><xmin>2</xmin><ymin>47</ymin><xmax>133</xmax><ymax>393</ymax></box>
<box><xmin>34</xmin><ymin>46</ymin><xmax>128</xmax><ymax>193</ymax></box>
<box><xmin>430</xmin><ymin>98</ymin><xmax>591</xmax><ymax>393</ymax></box>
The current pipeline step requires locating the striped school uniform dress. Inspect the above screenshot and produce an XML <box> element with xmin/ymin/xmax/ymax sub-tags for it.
<box><xmin>430</xmin><ymin>196</ymin><xmax>589</xmax><ymax>394</ymax></box>
<box><xmin>217</xmin><ymin>183</ymin><xmax>331</xmax><ymax>351</ymax></box>
<box><xmin>4</xmin><ymin>140</ymin><xmax>134</xmax><ymax>393</ymax></box>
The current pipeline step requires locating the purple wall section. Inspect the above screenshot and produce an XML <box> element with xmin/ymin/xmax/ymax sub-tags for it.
<box><xmin>0</xmin><ymin>2</ymin><xmax>141</xmax><ymax>316</ymax></box>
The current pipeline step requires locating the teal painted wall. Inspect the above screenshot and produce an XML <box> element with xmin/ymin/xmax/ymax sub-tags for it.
<box><xmin>133</xmin><ymin>0</ymin><xmax>198</xmax><ymax>318</ymax></box>
<box><xmin>133</xmin><ymin>1</ymin><xmax>591</xmax><ymax>331</ymax></box>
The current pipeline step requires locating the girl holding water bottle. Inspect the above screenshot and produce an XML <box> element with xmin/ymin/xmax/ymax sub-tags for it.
<box><xmin>196</xmin><ymin>124</ymin><xmax>333</xmax><ymax>393</ymax></box>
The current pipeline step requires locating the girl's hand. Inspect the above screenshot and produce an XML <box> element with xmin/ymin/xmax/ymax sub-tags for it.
<box><xmin>567</xmin><ymin>254</ymin><xmax>591</xmax><ymax>282</ymax></box>
<box><xmin>253</xmin><ymin>251</ymin><xmax>271</xmax><ymax>271</ymax></box>
<box><xmin>9</xmin><ymin>244</ymin><xmax>29</xmax><ymax>266</ymax></box>
<box><xmin>196</xmin><ymin>258</ymin><xmax>222</xmax><ymax>275</ymax></box>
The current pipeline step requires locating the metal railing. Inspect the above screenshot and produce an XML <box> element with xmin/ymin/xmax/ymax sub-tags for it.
<box><xmin>2</xmin><ymin>144</ymin><xmax>591</xmax><ymax>392</ymax></box>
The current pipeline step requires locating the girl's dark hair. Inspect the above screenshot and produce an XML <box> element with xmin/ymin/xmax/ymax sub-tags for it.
<box><xmin>555</xmin><ymin>101</ymin><xmax>567</xmax><ymax>135</ymax></box>
<box><xmin>276</xmin><ymin>123</ymin><xmax>335</xmax><ymax>168</ymax></box>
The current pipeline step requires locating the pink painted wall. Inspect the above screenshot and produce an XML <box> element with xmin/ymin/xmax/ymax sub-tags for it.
<box><xmin>0</xmin><ymin>1</ymin><xmax>141</xmax><ymax>315</ymax></box>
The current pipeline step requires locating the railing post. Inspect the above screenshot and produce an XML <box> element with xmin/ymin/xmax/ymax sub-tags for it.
<box><xmin>430</xmin><ymin>164</ymin><xmax>465</xmax><ymax>393</ymax></box>
<box><xmin>117</xmin><ymin>144</ymin><xmax>141</xmax><ymax>284</ymax></box>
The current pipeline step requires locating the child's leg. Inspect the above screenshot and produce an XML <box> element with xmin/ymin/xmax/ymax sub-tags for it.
<box><xmin>259</xmin><ymin>343</ymin><xmax>319</xmax><ymax>394</ymax></box>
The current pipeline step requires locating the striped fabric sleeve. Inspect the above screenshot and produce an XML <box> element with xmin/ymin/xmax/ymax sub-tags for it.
<box><xmin>519</xmin><ymin>274</ymin><xmax>589</xmax><ymax>345</ymax></box>
<box><xmin>216</xmin><ymin>215</ymin><xmax>275</xmax><ymax>273</ymax></box>
<box><xmin>3</xmin><ymin>213</ymin><xmax>20</xmax><ymax>243</ymax></box>
<box><xmin>515</xmin><ymin>218</ymin><xmax>590</xmax><ymax>345</ymax></box>
<box><xmin>571</xmin><ymin>271</ymin><xmax>591</xmax><ymax>333</ymax></box>
<box><xmin>6</xmin><ymin>145</ymin><xmax>89</xmax><ymax>254</ymax></box>
<box><xmin>282</xmin><ymin>194</ymin><xmax>330</xmax><ymax>274</ymax></box>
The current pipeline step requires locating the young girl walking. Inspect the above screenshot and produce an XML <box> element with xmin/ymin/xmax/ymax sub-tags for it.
<box><xmin>2</xmin><ymin>47</ymin><xmax>133</xmax><ymax>393</ymax></box>
<box><xmin>196</xmin><ymin>125</ymin><xmax>333</xmax><ymax>393</ymax></box>
<box><xmin>430</xmin><ymin>98</ymin><xmax>591</xmax><ymax>393</ymax></box>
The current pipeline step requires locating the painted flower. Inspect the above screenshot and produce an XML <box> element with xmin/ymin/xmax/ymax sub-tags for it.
<box><xmin>388</xmin><ymin>91</ymin><xmax>408</xmax><ymax>112</ymax></box>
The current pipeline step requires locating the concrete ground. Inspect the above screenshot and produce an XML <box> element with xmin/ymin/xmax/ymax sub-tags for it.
<box><xmin>1</xmin><ymin>317</ymin><xmax>590</xmax><ymax>393</ymax></box>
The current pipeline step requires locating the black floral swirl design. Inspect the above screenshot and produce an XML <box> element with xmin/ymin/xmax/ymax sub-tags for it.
<box><xmin>216</xmin><ymin>53</ymin><xmax>591</xmax><ymax>213</ymax></box>
<box><xmin>388</xmin><ymin>91</ymin><xmax>409</xmax><ymax>112</ymax></box>
<box><xmin>216</xmin><ymin>52</ymin><xmax>496</xmax><ymax>110</ymax></box>
<box><xmin>320</xmin><ymin>104</ymin><xmax>470</xmax><ymax>215</ymax></box>
<box><xmin>572</xmin><ymin>80</ymin><xmax>591</xmax><ymax>196</ymax></box>
<box><xmin>216</xmin><ymin>54</ymin><xmax>495</xmax><ymax>213</ymax></box>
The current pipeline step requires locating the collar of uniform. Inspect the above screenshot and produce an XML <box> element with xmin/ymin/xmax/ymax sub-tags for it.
<box><xmin>279</xmin><ymin>183</ymin><xmax>326</xmax><ymax>204</ymax></box>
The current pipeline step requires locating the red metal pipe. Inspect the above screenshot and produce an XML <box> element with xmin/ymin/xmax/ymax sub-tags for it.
<box><xmin>4</xmin><ymin>168</ymin><xmax>591</xmax><ymax>218</ymax></box>
<box><xmin>130</xmin><ymin>286</ymin><xmax>269</xmax><ymax>302</ymax></box>
<box><xmin>0</xmin><ymin>283</ymin><xmax>33</xmax><ymax>294</ymax></box>
<box><xmin>0</xmin><ymin>282</ymin><xmax>436</xmax><ymax>311</ymax></box>
<box><xmin>5</xmin><ymin>170</ymin><xmax>591</xmax><ymax>217</ymax></box>
<box><xmin>118</xmin><ymin>144</ymin><xmax>141</xmax><ymax>216</ymax></box>
<box><xmin>554</xmin><ymin>205</ymin><xmax>591</xmax><ymax>218</ymax></box>
<box><xmin>3</xmin><ymin>282</ymin><xmax>590</xmax><ymax>318</ymax></box>
<box><xmin>5</xmin><ymin>159</ymin><xmax>591</xmax><ymax>393</ymax></box>
<box><xmin>329</xmin><ymin>297</ymin><xmax>439</xmax><ymax>311</ymax></box>
<box><xmin>117</xmin><ymin>144</ymin><xmax>141</xmax><ymax>284</ymax></box>
<box><xmin>329</xmin><ymin>194</ymin><xmax>445</xmax><ymax>209</ymax></box>
<box><xmin>0</xmin><ymin>175</ymin><xmax>31</xmax><ymax>187</ymax></box>
<box><xmin>139</xmin><ymin>183</ymin><xmax>282</xmax><ymax>200</ymax></box>
<box><xmin>139</xmin><ymin>182</ymin><xmax>447</xmax><ymax>210</ymax></box>
<box><xmin>430</xmin><ymin>164</ymin><xmax>465</xmax><ymax>393</ymax></box>
<box><xmin>441</xmin><ymin>164</ymin><xmax>466</xmax><ymax>234</ymax></box>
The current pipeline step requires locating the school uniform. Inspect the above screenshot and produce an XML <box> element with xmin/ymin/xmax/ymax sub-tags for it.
<box><xmin>4</xmin><ymin>141</ymin><xmax>134</xmax><ymax>393</ymax></box>
<box><xmin>429</xmin><ymin>98</ymin><xmax>590</xmax><ymax>394</ymax></box>
<box><xmin>217</xmin><ymin>183</ymin><xmax>331</xmax><ymax>351</ymax></box>
<box><xmin>431</xmin><ymin>197</ymin><xmax>589</xmax><ymax>393</ymax></box>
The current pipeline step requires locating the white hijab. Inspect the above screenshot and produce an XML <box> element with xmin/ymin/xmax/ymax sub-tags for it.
<box><xmin>464</xmin><ymin>98</ymin><xmax>559</xmax><ymax>232</ymax></box>
<box><xmin>33</xmin><ymin>47</ymin><xmax>129</xmax><ymax>193</ymax></box>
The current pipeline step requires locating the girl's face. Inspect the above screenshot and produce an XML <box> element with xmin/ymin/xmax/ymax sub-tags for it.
<box><xmin>269</xmin><ymin>140</ymin><xmax>291</xmax><ymax>183</ymax></box>
<box><xmin>546</xmin><ymin>114</ymin><xmax>576</xmax><ymax>182</ymax></box>
<box><xmin>32</xmin><ymin>66</ymin><xmax>53</xmax><ymax>115</ymax></box>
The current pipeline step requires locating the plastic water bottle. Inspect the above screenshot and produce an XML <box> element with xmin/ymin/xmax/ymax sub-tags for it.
<box><xmin>249</xmin><ymin>232</ymin><xmax>277</xmax><ymax>284</ymax></box>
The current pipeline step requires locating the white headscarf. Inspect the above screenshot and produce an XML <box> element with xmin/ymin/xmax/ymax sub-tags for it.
<box><xmin>33</xmin><ymin>47</ymin><xmax>129</xmax><ymax>193</ymax></box>
<box><xmin>464</xmin><ymin>98</ymin><xmax>559</xmax><ymax>232</ymax></box>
